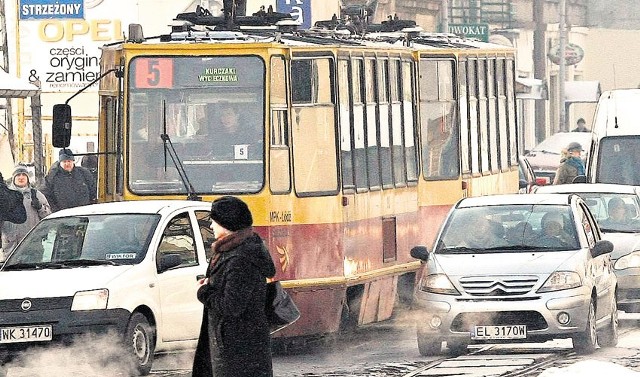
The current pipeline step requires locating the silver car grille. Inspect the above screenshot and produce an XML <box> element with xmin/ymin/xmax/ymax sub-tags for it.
<box><xmin>459</xmin><ymin>276</ymin><xmax>538</xmax><ymax>296</ymax></box>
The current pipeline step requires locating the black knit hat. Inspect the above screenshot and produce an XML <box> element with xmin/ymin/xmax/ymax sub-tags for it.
<box><xmin>59</xmin><ymin>148</ymin><xmax>75</xmax><ymax>162</ymax></box>
<box><xmin>210</xmin><ymin>196</ymin><xmax>253</xmax><ymax>232</ymax></box>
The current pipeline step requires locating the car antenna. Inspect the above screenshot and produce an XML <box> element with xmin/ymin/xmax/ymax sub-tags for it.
<box><xmin>160</xmin><ymin>100</ymin><xmax>201</xmax><ymax>201</ymax></box>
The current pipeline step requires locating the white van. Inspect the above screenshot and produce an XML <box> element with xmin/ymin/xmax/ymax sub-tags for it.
<box><xmin>0</xmin><ymin>200</ymin><xmax>215</xmax><ymax>375</ymax></box>
<box><xmin>587</xmin><ymin>88</ymin><xmax>640</xmax><ymax>185</ymax></box>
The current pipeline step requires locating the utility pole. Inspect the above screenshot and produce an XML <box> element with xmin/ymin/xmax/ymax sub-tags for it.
<box><xmin>558</xmin><ymin>0</ymin><xmax>567</xmax><ymax>132</ymax></box>
<box><xmin>441</xmin><ymin>0</ymin><xmax>449</xmax><ymax>33</ymax></box>
<box><xmin>0</xmin><ymin>0</ymin><xmax>16</xmax><ymax>161</ymax></box>
<box><xmin>533</xmin><ymin>0</ymin><xmax>547</xmax><ymax>143</ymax></box>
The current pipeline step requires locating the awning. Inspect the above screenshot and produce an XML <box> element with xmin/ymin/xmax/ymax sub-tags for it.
<box><xmin>516</xmin><ymin>78</ymin><xmax>548</xmax><ymax>100</ymax></box>
<box><xmin>564</xmin><ymin>81</ymin><xmax>601</xmax><ymax>103</ymax></box>
<box><xmin>0</xmin><ymin>70</ymin><xmax>40</xmax><ymax>98</ymax></box>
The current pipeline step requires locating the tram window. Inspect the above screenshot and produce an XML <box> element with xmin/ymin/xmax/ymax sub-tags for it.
<box><xmin>488</xmin><ymin>58</ymin><xmax>499</xmax><ymax>173</ymax></box>
<box><xmin>338</xmin><ymin>59</ymin><xmax>355</xmax><ymax>191</ymax></box>
<box><xmin>402</xmin><ymin>61</ymin><xmax>418</xmax><ymax>182</ymax></box>
<box><xmin>292</xmin><ymin>56</ymin><xmax>338</xmax><ymax>196</ymax></box>
<box><xmin>270</xmin><ymin>56</ymin><xmax>287</xmax><ymax>105</ymax></box>
<box><xmin>496</xmin><ymin>59</ymin><xmax>509</xmax><ymax>171</ymax></box>
<box><xmin>458</xmin><ymin>61</ymin><xmax>471</xmax><ymax>174</ymax></box>
<box><xmin>103</xmin><ymin>97</ymin><xmax>117</xmax><ymax>196</ymax></box>
<box><xmin>468</xmin><ymin>59</ymin><xmax>480</xmax><ymax>175</ymax></box>
<box><xmin>390</xmin><ymin>60</ymin><xmax>406</xmax><ymax>186</ymax></box>
<box><xmin>352</xmin><ymin>59</ymin><xmax>368</xmax><ymax>191</ymax></box>
<box><xmin>478</xmin><ymin>58</ymin><xmax>490</xmax><ymax>173</ymax></box>
<box><xmin>506</xmin><ymin>59</ymin><xmax>518</xmax><ymax>166</ymax></box>
<box><xmin>378</xmin><ymin>60</ymin><xmax>389</xmax><ymax>103</ymax></box>
<box><xmin>420</xmin><ymin>59</ymin><xmax>459</xmax><ymax>180</ymax></box>
<box><xmin>291</xmin><ymin>58</ymin><xmax>333</xmax><ymax>105</ymax></box>
<box><xmin>378</xmin><ymin>59</ymin><xmax>393</xmax><ymax>188</ymax></box>
<box><xmin>365</xmin><ymin>59</ymin><xmax>381</xmax><ymax>189</ymax></box>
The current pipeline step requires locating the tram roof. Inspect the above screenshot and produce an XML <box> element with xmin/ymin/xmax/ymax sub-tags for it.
<box><xmin>115</xmin><ymin>6</ymin><xmax>514</xmax><ymax>54</ymax></box>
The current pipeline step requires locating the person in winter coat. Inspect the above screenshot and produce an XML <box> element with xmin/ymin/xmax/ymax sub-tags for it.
<box><xmin>1</xmin><ymin>165</ymin><xmax>51</xmax><ymax>254</ymax></box>
<box><xmin>192</xmin><ymin>196</ymin><xmax>276</xmax><ymax>377</ymax></box>
<box><xmin>41</xmin><ymin>149</ymin><xmax>97</xmax><ymax>212</ymax></box>
<box><xmin>553</xmin><ymin>142</ymin><xmax>586</xmax><ymax>185</ymax></box>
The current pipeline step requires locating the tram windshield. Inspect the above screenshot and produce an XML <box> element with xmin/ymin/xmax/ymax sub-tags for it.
<box><xmin>127</xmin><ymin>55</ymin><xmax>265</xmax><ymax>195</ymax></box>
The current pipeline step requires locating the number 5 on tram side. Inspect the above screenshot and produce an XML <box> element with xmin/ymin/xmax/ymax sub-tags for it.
<box><xmin>51</xmin><ymin>10</ymin><xmax>520</xmax><ymax>339</ymax></box>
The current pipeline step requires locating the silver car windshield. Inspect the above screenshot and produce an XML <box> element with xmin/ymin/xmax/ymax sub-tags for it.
<box><xmin>437</xmin><ymin>205</ymin><xmax>579</xmax><ymax>253</ymax></box>
<box><xmin>2</xmin><ymin>214</ymin><xmax>160</xmax><ymax>270</ymax></box>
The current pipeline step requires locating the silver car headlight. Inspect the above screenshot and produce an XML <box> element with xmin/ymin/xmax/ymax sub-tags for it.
<box><xmin>537</xmin><ymin>271</ymin><xmax>581</xmax><ymax>292</ymax></box>
<box><xmin>71</xmin><ymin>289</ymin><xmax>109</xmax><ymax>311</ymax></box>
<box><xmin>418</xmin><ymin>274</ymin><xmax>461</xmax><ymax>295</ymax></box>
<box><xmin>614</xmin><ymin>250</ymin><xmax>640</xmax><ymax>270</ymax></box>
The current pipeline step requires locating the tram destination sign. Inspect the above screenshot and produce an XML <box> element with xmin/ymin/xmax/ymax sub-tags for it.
<box><xmin>448</xmin><ymin>23</ymin><xmax>489</xmax><ymax>42</ymax></box>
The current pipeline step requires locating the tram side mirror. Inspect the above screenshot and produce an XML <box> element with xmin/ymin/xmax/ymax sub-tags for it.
<box><xmin>52</xmin><ymin>104</ymin><xmax>72</xmax><ymax>148</ymax></box>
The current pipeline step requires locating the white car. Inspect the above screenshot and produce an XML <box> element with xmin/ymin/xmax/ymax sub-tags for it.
<box><xmin>536</xmin><ymin>183</ymin><xmax>640</xmax><ymax>313</ymax></box>
<box><xmin>411</xmin><ymin>193</ymin><xmax>617</xmax><ymax>356</ymax></box>
<box><xmin>0</xmin><ymin>200</ymin><xmax>215</xmax><ymax>375</ymax></box>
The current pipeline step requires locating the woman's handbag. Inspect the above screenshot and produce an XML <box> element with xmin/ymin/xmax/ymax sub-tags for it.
<box><xmin>266</xmin><ymin>281</ymin><xmax>300</xmax><ymax>334</ymax></box>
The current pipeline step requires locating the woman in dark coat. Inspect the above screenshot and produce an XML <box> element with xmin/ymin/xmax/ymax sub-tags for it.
<box><xmin>192</xmin><ymin>196</ymin><xmax>276</xmax><ymax>377</ymax></box>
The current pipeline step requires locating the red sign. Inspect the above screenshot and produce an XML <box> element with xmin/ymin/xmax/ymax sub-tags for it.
<box><xmin>547</xmin><ymin>43</ymin><xmax>584</xmax><ymax>66</ymax></box>
<box><xmin>134</xmin><ymin>58</ymin><xmax>174</xmax><ymax>88</ymax></box>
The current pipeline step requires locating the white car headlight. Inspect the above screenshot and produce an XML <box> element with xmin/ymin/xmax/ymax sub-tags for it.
<box><xmin>614</xmin><ymin>250</ymin><xmax>640</xmax><ymax>270</ymax></box>
<box><xmin>419</xmin><ymin>274</ymin><xmax>460</xmax><ymax>295</ymax></box>
<box><xmin>71</xmin><ymin>289</ymin><xmax>109</xmax><ymax>311</ymax></box>
<box><xmin>537</xmin><ymin>271</ymin><xmax>581</xmax><ymax>293</ymax></box>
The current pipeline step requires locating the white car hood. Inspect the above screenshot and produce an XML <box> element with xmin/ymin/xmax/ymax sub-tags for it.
<box><xmin>0</xmin><ymin>265</ymin><xmax>133</xmax><ymax>299</ymax></box>
<box><xmin>434</xmin><ymin>251</ymin><xmax>576</xmax><ymax>276</ymax></box>
<box><xmin>603</xmin><ymin>232</ymin><xmax>640</xmax><ymax>260</ymax></box>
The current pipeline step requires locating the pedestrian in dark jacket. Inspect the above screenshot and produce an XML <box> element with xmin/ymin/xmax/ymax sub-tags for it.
<box><xmin>192</xmin><ymin>196</ymin><xmax>276</xmax><ymax>377</ymax></box>
<box><xmin>40</xmin><ymin>149</ymin><xmax>97</xmax><ymax>212</ymax></box>
<box><xmin>553</xmin><ymin>142</ymin><xmax>586</xmax><ymax>185</ymax></box>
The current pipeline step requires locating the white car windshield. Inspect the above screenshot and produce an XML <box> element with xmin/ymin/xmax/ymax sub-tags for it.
<box><xmin>3</xmin><ymin>214</ymin><xmax>160</xmax><ymax>270</ymax></box>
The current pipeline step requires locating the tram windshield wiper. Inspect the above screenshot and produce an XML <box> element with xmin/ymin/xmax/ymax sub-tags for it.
<box><xmin>160</xmin><ymin>100</ymin><xmax>201</xmax><ymax>201</ymax></box>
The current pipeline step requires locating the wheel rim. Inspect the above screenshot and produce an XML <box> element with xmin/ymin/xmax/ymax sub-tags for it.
<box><xmin>132</xmin><ymin>324</ymin><xmax>150</xmax><ymax>364</ymax></box>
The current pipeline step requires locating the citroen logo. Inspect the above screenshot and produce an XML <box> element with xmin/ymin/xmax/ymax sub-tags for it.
<box><xmin>21</xmin><ymin>300</ymin><xmax>32</xmax><ymax>311</ymax></box>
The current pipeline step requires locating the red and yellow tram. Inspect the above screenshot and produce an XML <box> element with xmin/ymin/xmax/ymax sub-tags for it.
<box><xmin>53</xmin><ymin>6</ymin><xmax>519</xmax><ymax>338</ymax></box>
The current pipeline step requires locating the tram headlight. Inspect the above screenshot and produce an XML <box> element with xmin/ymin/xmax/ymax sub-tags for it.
<box><xmin>419</xmin><ymin>274</ymin><xmax>461</xmax><ymax>295</ymax></box>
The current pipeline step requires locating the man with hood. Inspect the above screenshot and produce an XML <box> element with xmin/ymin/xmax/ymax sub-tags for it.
<box><xmin>553</xmin><ymin>142</ymin><xmax>586</xmax><ymax>185</ymax></box>
<box><xmin>192</xmin><ymin>196</ymin><xmax>276</xmax><ymax>377</ymax></box>
<box><xmin>41</xmin><ymin>149</ymin><xmax>96</xmax><ymax>212</ymax></box>
<box><xmin>1</xmin><ymin>165</ymin><xmax>51</xmax><ymax>254</ymax></box>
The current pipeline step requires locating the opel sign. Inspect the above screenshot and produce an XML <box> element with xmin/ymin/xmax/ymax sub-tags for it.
<box><xmin>548</xmin><ymin>43</ymin><xmax>584</xmax><ymax>66</ymax></box>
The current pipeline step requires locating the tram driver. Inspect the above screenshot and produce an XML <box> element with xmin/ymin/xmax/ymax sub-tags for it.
<box><xmin>197</xmin><ymin>102</ymin><xmax>263</xmax><ymax>160</ymax></box>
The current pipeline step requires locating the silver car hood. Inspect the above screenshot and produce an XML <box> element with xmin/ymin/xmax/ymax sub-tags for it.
<box><xmin>603</xmin><ymin>232</ymin><xmax>640</xmax><ymax>260</ymax></box>
<box><xmin>433</xmin><ymin>250</ymin><xmax>577</xmax><ymax>275</ymax></box>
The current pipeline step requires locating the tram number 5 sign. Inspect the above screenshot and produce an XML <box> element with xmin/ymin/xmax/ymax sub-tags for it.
<box><xmin>134</xmin><ymin>58</ymin><xmax>174</xmax><ymax>88</ymax></box>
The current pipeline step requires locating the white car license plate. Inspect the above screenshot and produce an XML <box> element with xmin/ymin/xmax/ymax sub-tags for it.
<box><xmin>472</xmin><ymin>325</ymin><xmax>527</xmax><ymax>340</ymax></box>
<box><xmin>0</xmin><ymin>325</ymin><xmax>53</xmax><ymax>344</ymax></box>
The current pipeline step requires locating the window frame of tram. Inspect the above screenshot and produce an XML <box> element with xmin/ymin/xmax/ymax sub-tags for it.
<box><xmin>269</xmin><ymin>55</ymin><xmax>291</xmax><ymax>195</ymax></box>
<box><xmin>419</xmin><ymin>57</ymin><xmax>460</xmax><ymax>181</ymax></box>
<box><xmin>338</xmin><ymin>55</ymin><xmax>418</xmax><ymax>194</ymax></box>
<box><xmin>290</xmin><ymin>55</ymin><xmax>339</xmax><ymax>197</ymax></box>
<box><xmin>458</xmin><ymin>59</ymin><xmax>471</xmax><ymax>175</ymax></box>
<box><xmin>506</xmin><ymin>58</ymin><xmax>518</xmax><ymax>167</ymax></box>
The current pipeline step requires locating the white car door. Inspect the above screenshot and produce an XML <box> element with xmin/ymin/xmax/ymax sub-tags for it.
<box><xmin>155</xmin><ymin>210</ymin><xmax>207</xmax><ymax>343</ymax></box>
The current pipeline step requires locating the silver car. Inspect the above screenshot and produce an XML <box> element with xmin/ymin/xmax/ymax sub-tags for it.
<box><xmin>411</xmin><ymin>193</ymin><xmax>617</xmax><ymax>356</ymax></box>
<box><xmin>536</xmin><ymin>183</ymin><xmax>640</xmax><ymax>313</ymax></box>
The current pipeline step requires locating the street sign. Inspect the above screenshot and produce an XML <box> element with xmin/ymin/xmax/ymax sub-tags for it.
<box><xmin>548</xmin><ymin>43</ymin><xmax>585</xmax><ymax>66</ymax></box>
<box><xmin>448</xmin><ymin>23</ymin><xmax>489</xmax><ymax>42</ymax></box>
